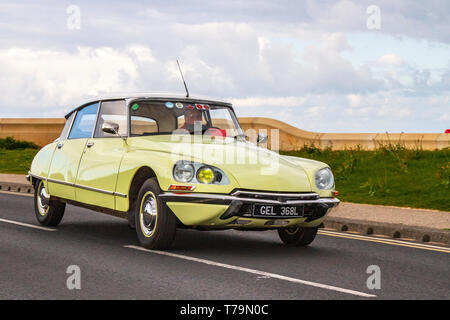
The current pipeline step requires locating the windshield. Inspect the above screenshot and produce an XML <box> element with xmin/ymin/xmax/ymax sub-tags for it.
<box><xmin>129</xmin><ymin>100</ymin><xmax>243</xmax><ymax>138</ymax></box>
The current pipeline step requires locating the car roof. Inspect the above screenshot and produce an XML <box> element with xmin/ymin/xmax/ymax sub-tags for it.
<box><xmin>65</xmin><ymin>92</ymin><xmax>232</xmax><ymax>119</ymax></box>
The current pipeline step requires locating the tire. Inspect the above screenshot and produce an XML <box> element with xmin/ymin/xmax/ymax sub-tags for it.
<box><xmin>34</xmin><ymin>180</ymin><xmax>65</xmax><ymax>226</ymax></box>
<box><xmin>134</xmin><ymin>178</ymin><xmax>177</xmax><ymax>250</ymax></box>
<box><xmin>127</xmin><ymin>212</ymin><xmax>136</xmax><ymax>230</ymax></box>
<box><xmin>278</xmin><ymin>226</ymin><xmax>318</xmax><ymax>246</ymax></box>
<box><xmin>127</xmin><ymin>220</ymin><xmax>136</xmax><ymax>230</ymax></box>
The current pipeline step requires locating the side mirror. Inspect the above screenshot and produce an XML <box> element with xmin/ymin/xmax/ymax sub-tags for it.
<box><xmin>102</xmin><ymin>122</ymin><xmax>119</xmax><ymax>135</ymax></box>
<box><xmin>257</xmin><ymin>133</ymin><xmax>268</xmax><ymax>144</ymax></box>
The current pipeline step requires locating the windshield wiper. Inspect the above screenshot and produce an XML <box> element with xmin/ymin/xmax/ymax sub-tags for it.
<box><xmin>234</xmin><ymin>134</ymin><xmax>247</xmax><ymax>141</ymax></box>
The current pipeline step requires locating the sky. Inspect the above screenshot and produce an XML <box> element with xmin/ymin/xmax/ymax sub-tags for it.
<box><xmin>0</xmin><ymin>0</ymin><xmax>449</xmax><ymax>133</ymax></box>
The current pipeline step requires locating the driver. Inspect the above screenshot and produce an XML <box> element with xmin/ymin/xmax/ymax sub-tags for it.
<box><xmin>181</xmin><ymin>109</ymin><xmax>206</xmax><ymax>133</ymax></box>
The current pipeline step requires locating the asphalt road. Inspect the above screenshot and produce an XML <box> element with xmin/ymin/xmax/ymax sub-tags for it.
<box><xmin>0</xmin><ymin>192</ymin><xmax>449</xmax><ymax>300</ymax></box>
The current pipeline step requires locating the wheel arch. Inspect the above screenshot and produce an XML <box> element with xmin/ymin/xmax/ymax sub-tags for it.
<box><xmin>31</xmin><ymin>176</ymin><xmax>40</xmax><ymax>189</ymax></box>
<box><xmin>128</xmin><ymin>166</ymin><xmax>159</xmax><ymax>213</ymax></box>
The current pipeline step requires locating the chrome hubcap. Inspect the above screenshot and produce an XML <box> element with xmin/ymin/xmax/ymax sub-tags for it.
<box><xmin>37</xmin><ymin>183</ymin><xmax>50</xmax><ymax>215</ymax></box>
<box><xmin>140</xmin><ymin>193</ymin><xmax>157</xmax><ymax>237</ymax></box>
<box><xmin>285</xmin><ymin>227</ymin><xmax>300</xmax><ymax>235</ymax></box>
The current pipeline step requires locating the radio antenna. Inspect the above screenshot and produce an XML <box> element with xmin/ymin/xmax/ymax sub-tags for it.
<box><xmin>176</xmin><ymin>59</ymin><xmax>189</xmax><ymax>98</ymax></box>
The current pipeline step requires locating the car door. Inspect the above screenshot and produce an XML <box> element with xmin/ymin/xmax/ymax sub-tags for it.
<box><xmin>47</xmin><ymin>102</ymin><xmax>99</xmax><ymax>200</ymax></box>
<box><xmin>75</xmin><ymin>100</ymin><xmax>128</xmax><ymax>210</ymax></box>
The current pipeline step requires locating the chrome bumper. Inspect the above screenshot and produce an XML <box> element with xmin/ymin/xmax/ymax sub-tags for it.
<box><xmin>159</xmin><ymin>191</ymin><xmax>339</xmax><ymax>206</ymax></box>
<box><xmin>158</xmin><ymin>190</ymin><xmax>340</xmax><ymax>221</ymax></box>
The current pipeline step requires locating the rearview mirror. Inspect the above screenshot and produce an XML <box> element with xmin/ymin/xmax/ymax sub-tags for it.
<box><xmin>257</xmin><ymin>133</ymin><xmax>268</xmax><ymax>144</ymax></box>
<box><xmin>102</xmin><ymin>122</ymin><xmax>119</xmax><ymax>135</ymax></box>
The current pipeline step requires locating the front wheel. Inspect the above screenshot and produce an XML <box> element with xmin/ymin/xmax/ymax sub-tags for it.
<box><xmin>278</xmin><ymin>226</ymin><xmax>318</xmax><ymax>246</ymax></box>
<box><xmin>34</xmin><ymin>180</ymin><xmax>65</xmax><ymax>226</ymax></box>
<box><xmin>134</xmin><ymin>178</ymin><xmax>177</xmax><ymax>250</ymax></box>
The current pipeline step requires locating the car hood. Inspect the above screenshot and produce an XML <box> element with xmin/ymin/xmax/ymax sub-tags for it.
<box><xmin>128</xmin><ymin>135</ymin><xmax>327</xmax><ymax>192</ymax></box>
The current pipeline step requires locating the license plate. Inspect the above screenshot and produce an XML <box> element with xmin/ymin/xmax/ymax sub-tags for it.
<box><xmin>252</xmin><ymin>205</ymin><xmax>304</xmax><ymax>218</ymax></box>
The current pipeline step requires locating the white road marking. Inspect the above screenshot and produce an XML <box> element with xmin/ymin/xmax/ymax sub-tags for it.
<box><xmin>318</xmin><ymin>230</ymin><xmax>450</xmax><ymax>252</ymax></box>
<box><xmin>125</xmin><ymin>245</ymin><xmax>377</xmax><ymax>298</ymax></box>
<box><xmin>0</xmin><ymin>218</ymin><xmax>57</xmax><ymax>232</ymax></box>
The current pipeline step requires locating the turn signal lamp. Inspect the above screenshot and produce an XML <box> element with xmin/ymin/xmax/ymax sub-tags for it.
<box><xmin>168</xmin><ymin>185</ymin><xmax>195</xmax><ymax>191</ymax></box>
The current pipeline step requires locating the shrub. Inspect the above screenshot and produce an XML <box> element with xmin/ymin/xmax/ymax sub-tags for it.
<box><xmin>280</xmin><ymin>146</ymin><xmax>450</xmax><ymax>211</ymax></box>
<box><xmin>360</xmin><ymin>171</ymin><xmax>391</xmax><ymax>196</ymax></box>
<box><xmin>300</xmin><ymin>143</ymin><xmax>321</xmax><ymax>154</ymax></box>
<box><xmin>375</xmin><ymin>143</ymin><xmax>409</xmax><ymax>173</ymax></box>
<box><xmin>0</xmin><ymin>137</ymin><xmax>38</xmax><ymax>150</ymax></box>
<box><xmin>336</xmin><ymin>151</ymin><xmax>357</xmax><ymax>179</ymax></box>
<box><xmin>437</xmin><ymin>162</ymin><xmax>450</xmax><ymax>189</ymax></box>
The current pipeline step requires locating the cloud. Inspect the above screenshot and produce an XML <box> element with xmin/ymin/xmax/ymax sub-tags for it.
<box><xmin>305</xmin><ymin>106</ymin><xmax>326</xmax><ymax>117</ymax></box>
<box><xmin>0</xmin><ymin>0</ymin><xmax>448</xmax><ymax>133</ymax></box>
<box><xmin>377</xmin><ymin>54</ymin><xmax>403</xmax><ymax>66</ymax></box>
<box><xmin>0</xmin><ymin>31</ymin><xmax>385</xmax><ymax>113</ymax></box>
<box><xmin>305</xmin><ymin>0</ymin><xmax>450</xmax><ymax>43</ymax></box>
<box><xmin>346</xmin><ymin>94</ymin><xmax>362</xmax><ymax>107</ymax></box>
<box><xmin>0</xmin><ymin>47</ymin><xmax>139</xmax><ymax>114</ymax></box>
<box><xmin>230</xmin><ymin>97</ymin><xmax>306</xmax><ymax>108</ymax></box>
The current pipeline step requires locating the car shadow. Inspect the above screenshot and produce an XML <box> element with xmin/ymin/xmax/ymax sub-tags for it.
<box><xmin>58</xmin><ymin>224</ymin><xmax>333</xmax><ymax>261</ymax></box>
<box><xmin>172</xmin><ymin>229</ymin><xmax>333</xmax><ymax>258</ymax></box>
<box><xmin>57</xmin><ymin>205</ymin><xmax>337</xmax><ymax>259</ymax></box>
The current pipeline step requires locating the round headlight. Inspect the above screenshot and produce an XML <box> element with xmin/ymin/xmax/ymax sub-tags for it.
<box><xmin>315</xmin><ymin>168</ymin><xmax>334</xmax><ymax>190</ymax></box>
<box><xmin>173</xmin><ymin>161</ymin><xmax>195</xmax><ymax>182</ymax></box>
<box><xmin>196</xmin><ymin>166</ymin><xmax>215</xmax><ymax>184</ymax></box>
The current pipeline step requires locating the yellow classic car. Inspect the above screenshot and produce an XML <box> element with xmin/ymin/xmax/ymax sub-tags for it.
<box><xmin>28</xmin><ymin>94</ymin><xmax>339</xmax><ymax>249</ymax></box>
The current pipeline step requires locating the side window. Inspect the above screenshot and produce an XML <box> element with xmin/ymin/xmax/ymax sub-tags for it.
<box><xmin>131</xmin><ymin>116</ymin><xmax>158</xmax><ymax>136</ymax></box>
<box><xmin>68</xmin><ymin>103</ymin><xmax>99</xmax><ymax>139</ymax></box>
<box><xmin>94</xmin><ymin>100</ymin><xmax>128</xmax><ymax>138</ymax></box>
<box><xmin>59</xmin><ymin>112</ymin><xmax>75</xmax><ymax>141</ymax></box>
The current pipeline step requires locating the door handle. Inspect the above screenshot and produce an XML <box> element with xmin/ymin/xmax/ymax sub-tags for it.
<box><xmin>57</xmin><ymin>143</ymin><xmax>64</xmax><ymax>149</ymax></box>
<box><xmin>86</xmin><ymin>141</ymin><xmax>95</xmax><ymax>148</ymax></box>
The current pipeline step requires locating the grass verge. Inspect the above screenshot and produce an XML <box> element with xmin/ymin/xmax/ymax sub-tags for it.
<box><xmin>0</xmin><ymin>149</ymin><xmax>38</xmax><ymax>174</ymax></box>
<box><xmin>282</xmin><ymin>145</ymin><xmax>450</xmax><ymax>212</ymax></box>
<box><xmin>0</xmin><ymin>137</ymin><xmax>39</xmax><ymax>174</ymax></box>
<box><xmin>0</xmin><ymin>138</ymin><xmax>449</xmax><ymax>211</ymax></box>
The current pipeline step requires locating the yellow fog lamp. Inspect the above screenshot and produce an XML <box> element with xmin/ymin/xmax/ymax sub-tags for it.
<box><xmin>196</xmin><ymin>166</ymin><xmax>215</xmax><ymax>184</ymax></box>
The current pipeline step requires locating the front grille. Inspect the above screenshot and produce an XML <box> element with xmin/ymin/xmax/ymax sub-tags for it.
<box><xmin>239</xmin><ymin>204</ymin><xmax>253</xmax><ymax>217</ymax></box>
<box><xmin>304</xmin><ymin>206</ymin><xmax>328</xmax><ymax>222</ymax></box>
<box><xmin>218</xmin><ymin>190</ymin><xmax>337</xmax><ymax>220</ymax></box>
<box><xmin>231</xmin><ymin>189</ymin><xmax>319</xmax><ymax>203</ymax></box>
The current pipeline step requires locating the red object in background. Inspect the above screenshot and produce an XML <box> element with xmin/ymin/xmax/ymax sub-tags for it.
<box><xmin>205</xmin><ymin>128</ymin><xmax>227</xmax><ymax>138</ymax></box>
<box><xmin>445</xmin><ymin>129</ymin><xmax>450</xmax><ymax>134</ymax></box>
